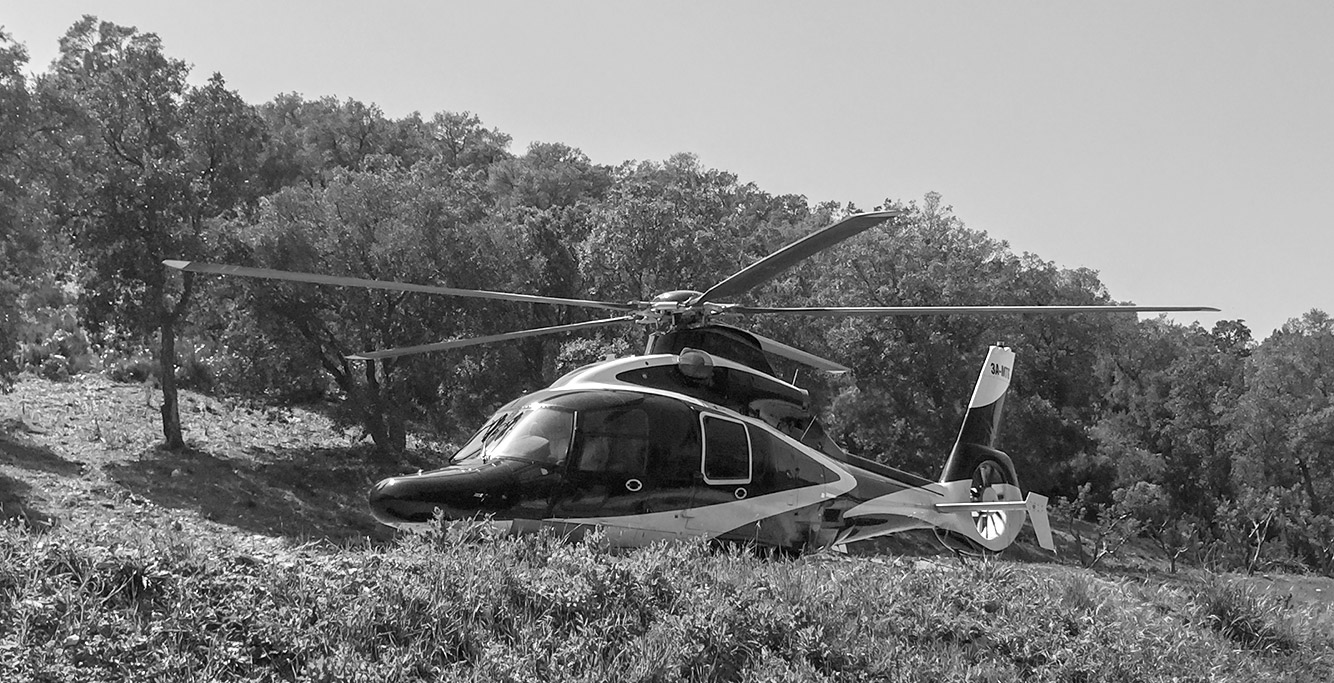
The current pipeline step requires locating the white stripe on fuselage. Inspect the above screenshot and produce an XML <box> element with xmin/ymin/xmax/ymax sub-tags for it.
<box><xmin>843</xmin><ymin>479</ymin><xmax>1027</xmax><ymax>551</ymax></box>
<box><xmin>548</xmin><ymin>448</ymin><xmax>857</xmax><ymax>539</ymax></box>
<box><xmin>843</xmin><ymin>482</ymin><xmax>947</xmax><ymax>526</ymax></box>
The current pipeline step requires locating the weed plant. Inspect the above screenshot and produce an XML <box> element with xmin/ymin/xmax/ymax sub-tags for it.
<box><xmin>1</xmin><ymin>519</ymin><xmax>1331</xmax><ymax>682</ymax></box>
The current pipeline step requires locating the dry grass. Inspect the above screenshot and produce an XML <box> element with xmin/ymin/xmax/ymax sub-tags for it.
<box><xmin>1</xmin><ymin>374</ymin><xmax>1333</xmax><ymax>681</ymax></box>
<box><xmin>2</xmin><ymin>523</ymin><xmax>1332</xmax><ymax>682</ymax></box>
<box><xmin>0</xmin><ymin>374</ymin><xmax>441</xmax><ymax>545</ymax></box>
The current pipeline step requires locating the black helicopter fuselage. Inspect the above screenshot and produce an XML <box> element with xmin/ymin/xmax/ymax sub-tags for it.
<box><xmin>367</xmin><ymin>348</ymin><xmax>1045</xmax><ymax>553</ymax></box>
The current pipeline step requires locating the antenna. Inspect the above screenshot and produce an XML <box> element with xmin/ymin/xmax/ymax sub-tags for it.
<box><xmin>800</xmin><ymin>416</ymin><xmax>816</xmax><ymax>443</ymax></box>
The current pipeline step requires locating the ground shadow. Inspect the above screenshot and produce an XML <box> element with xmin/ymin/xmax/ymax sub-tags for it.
<box><xmin>106</xmin><ymin>444</ymin><xmax>443</xmax><ymax>543</ymax></box>
<box><xmin>0</xmin><ymin>428</ymin><xmax>79</xmax><ymax>531</ymax></box>
<box><xmin>0</xmin><ymin>430</ymin><xmax>84</xmax><ymax>477</ymax></box>
<box><xmin>0</xmin><ymin>472</ymin><xmax>56</xmax><ymax>530</ymax></box>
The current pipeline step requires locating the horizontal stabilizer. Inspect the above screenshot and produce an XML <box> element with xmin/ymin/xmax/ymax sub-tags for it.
<box><xmin>934</xmin><ymin>491</ymin><xmax>1055</xmax><ymax>552</ymax></box>
<box><xmin>1026</xmin><ymin>492</ymin><xmax>1054</xmax><ymax>552</ymax></box>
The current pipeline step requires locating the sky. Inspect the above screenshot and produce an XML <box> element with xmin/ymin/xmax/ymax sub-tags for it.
<box><xmin>3</xmin><ymin>1</ymin><xmax>1331</xmax><ymax>340</ymax></box>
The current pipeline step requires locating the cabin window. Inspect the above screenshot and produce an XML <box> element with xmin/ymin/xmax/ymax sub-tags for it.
<box><xmin>574</xmin><ymin>407</ymin><xmax>650</xmax><ymax>476</ymax></box>
<box><xmin>701</xmin><ymin>414</ymin><xmax>752</xmax><ymax>485</ymax></box>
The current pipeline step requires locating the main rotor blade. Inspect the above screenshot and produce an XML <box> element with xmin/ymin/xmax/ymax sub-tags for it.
<box><xmin>347</xmin><ymin>316</ymin><xmax>636</xmax><ymax>361</ymax></box>
<box><xmin>693</xmin><ymin>210</ymin><xmax>900</xmax><ymax>306</ymax></box>
<box><xmin>750</xmin><ymin>332</ymin><xmax>851</xmax><ymax>374</ymax></box>
<box><xmin>164</xmin><ymin>260</ymin><xmax>638</xmax><ymax>312</ymax></box>
<box><xmin>725</xmin><ymin>304</ymin><xmax>1221</xmax><ymax>316</ymax></box>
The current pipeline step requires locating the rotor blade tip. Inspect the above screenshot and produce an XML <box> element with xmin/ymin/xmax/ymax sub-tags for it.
<box><xmin>163</xmin><ymin>260</ymin><xmax>189</xmax><ymax>270</ymax></box>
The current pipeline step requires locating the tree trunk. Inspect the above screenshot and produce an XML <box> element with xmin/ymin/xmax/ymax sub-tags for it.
<box><xmin>316</xmin><ymin>349</ymin><xmax>399</xmax><ymax>458</ymax></box>
<box><xmin>363</xmin><ymin>359</ymin><xmax>403</xmax><ymax>456</ymax></box>
<box><xmin>363</xmin><ymin>402</ymin><xmax>393</xmax><ymax>454</ymax></box>
<box><xmin>159</xmin><ymin>316</ymin><xmax>185</xmax><ymax>450</ymax></box>
<box><xmin>157</xmin><ymin>270</ymin><xmax>194</xmax><ymax>451</ymax></box>
<box><xmin>387</xmin><ymin>411</ymin><xmax>407</xmax><ymax>454</ymax></box>
<box><xmin>1295</xmin><ymin>455</ymin><xmax>1323</xmax><ymax>517</ymax></box>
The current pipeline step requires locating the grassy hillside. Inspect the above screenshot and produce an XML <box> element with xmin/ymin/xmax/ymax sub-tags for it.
<box><xmin>2</xmin><ymin>376</ymin><xmax>1333</xmax><ymax>681</ymax></box>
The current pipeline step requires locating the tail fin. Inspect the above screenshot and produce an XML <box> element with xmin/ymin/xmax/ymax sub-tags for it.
<box><xmin>939</xmin><ymin>345</ymin><xmax>1016</xmax><ymax>484</ymax></box>
<box><xmin>934</xmin><ymin>346</ymin><xmax>1059</xmax><ymax>554</ymax></box>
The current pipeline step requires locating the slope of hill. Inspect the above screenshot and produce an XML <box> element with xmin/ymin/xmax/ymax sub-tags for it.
<box><xmin>2</xmin><ymin>375</ymin><xmax>1332</xmax><ymax>681</ymax></box>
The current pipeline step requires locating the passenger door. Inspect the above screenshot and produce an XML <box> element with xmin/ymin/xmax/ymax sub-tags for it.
<box><xmin>685</xmin><ymin>413</ymin><xmax>754</xmax><ymax>530</ymax></box>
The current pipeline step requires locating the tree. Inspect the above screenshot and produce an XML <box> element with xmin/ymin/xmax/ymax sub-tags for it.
<box><xmin>1227</xmin><ymin>310</ymin><xmax>1334</xmax><ymax>568</ymax></box>
<box><xmin>581</xmin><ymin>154</ymin><xmax>764</xmax><ymax>303</ymax></box>
<box><xmin>235</xmin><ymin>159</ymin><xmax>525</xmax><ymax>453</ymax></box>
<box><xmin>489</xmin><ymin>142</ymin><xmax>611</xmax><ymax>211</ymax></box>
<box><xmin>1091</xmin><ymin>318</ymin><xmax>1249</xmax><ymax>518</ymax></box>
<box><xmin>255</xmin><ymin>95</ymin><xmax>467</xmax><ymax>190</ymax></box>
<box><xmin>1058</xmin><ymin>483</ymin><xmax>1141</xmax><ymax>569</ymax></box>
<box><xmin>1115</xmin><ymin>481</ymin><xmax>1198</xmax><ymax>572</ymax></box>
<box><xmin>39</xmin><ymin>17</ymin><xmax>264</xmax><ymax>448</ymax></box>
<box><xmin>1231</xmin><ymin>311</ymin><xmax>1334</xmax><ymax>512</ymax></box>
<box><xmin>0</xmin><ymin>29</ymin><xmax>36</xmax><ymax>385</ymax></box>
<box><xmin>790</xmin><ymin>193</ymin><xmax>1118</xmax><ymax>486</ymax></box>
<box><xmin>423</xmin><ymin>111</ymin><xmax>511</xmax><ymax>171</ymax></box>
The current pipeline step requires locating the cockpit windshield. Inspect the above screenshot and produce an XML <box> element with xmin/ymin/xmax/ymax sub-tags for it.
<box><xmin>451</xmin><ymin>406</ymin><xmax>574</xmax><ymax>466</ymax></box>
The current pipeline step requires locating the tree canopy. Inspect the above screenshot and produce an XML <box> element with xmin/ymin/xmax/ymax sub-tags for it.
<box><xmin>3</xmin><ymin>17</ymin><xmax>1332</xmax><ymax>575</ymax></box>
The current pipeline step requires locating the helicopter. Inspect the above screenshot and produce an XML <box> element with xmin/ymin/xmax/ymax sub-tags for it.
<box><xmin>166</xmin><ymin>209</ymin><xmax>1216</xmax><ymax>555</ymax></box>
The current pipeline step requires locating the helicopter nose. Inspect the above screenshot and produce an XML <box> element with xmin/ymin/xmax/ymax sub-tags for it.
<box><xmin>367</xmin><ymin>461</ymin><xmax>523</xmax><ymax>526</ymax></box>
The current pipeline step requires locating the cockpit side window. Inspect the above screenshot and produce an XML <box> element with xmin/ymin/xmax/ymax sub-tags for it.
<box><xmin>482</xmin><ymin>407</ymin><xmax>575</xmax><ymax>466</ymax></box>
<box><xmin>451</xmin><ymin>411</ymin><xmax>514</xmax><ymax>463</ymax></box>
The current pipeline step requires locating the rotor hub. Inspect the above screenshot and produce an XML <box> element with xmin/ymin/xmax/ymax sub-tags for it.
<box><xmin>643</xmin><ymin>290</ymin><xmax>711</xmax><ymax>328</ymax></box>
<box><xmin>650</xmin><ymin>290</ymin><xmax>702</xmax><ymax>304</ymax></box>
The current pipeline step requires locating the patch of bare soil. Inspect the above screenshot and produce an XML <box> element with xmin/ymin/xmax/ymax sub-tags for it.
<box><xmin>0</xmin><ymin>374</ymin><xmax>445</xmax><ymax>551</ymax></box>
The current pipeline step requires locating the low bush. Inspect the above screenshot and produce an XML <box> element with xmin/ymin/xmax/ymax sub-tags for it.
<box><xmin>106</xmin><ymin>354</ymin><xmax>156</xmax><ymax>384</ymax></box>
<box><xmin>1</xmin><ymin>520</ymin><xmax>1331</xmax><ymax>682</ymax></box>
<box><xmin>16</xmin><ymin>303</ymin><xmax>98</xmax><ymax>380</ymax></box>
<box><xmin>1195</xmin><ymin>579</ymin><xmax>1300</xmax><ymax>653</ymax></box>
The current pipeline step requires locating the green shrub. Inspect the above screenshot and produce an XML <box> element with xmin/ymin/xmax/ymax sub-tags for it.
<box><xmin>173</xmin><ymin>342</ymin><xmax>216</xmax><ymax>391</ymax></box>
<box><xmin>2</xmin><ymin>520</ymin><xmax>1331</xmax><ymax>682</ymax></box>
<box><xmin>1195</xmin><ymin>579</ymin><xmax>1300</xmax><ymax>652</ymax></box>
<box><xmin>11</xmin><ymin>282</ymin><xmax>100</xmax><ymax>379</ymax></box>
<box><xmin>101</xmin><ymin>341</ymin><xmax>218</xmax><ymax>390</ymax></box>
<box><xmin>106</xmin><ymin>355</ymin><xmax>156</xmax><ymax>383</ymax></box>
<box><xmin>0</xmin><ymin>280</ymin><xmax>18</xmax><ymax>390</ymax></box>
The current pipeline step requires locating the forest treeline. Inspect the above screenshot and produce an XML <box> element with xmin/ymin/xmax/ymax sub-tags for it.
<box><xmin>1</xmin><ymin>19</ymin><xmax>1331</xmax><ymax>575</ymax></box>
